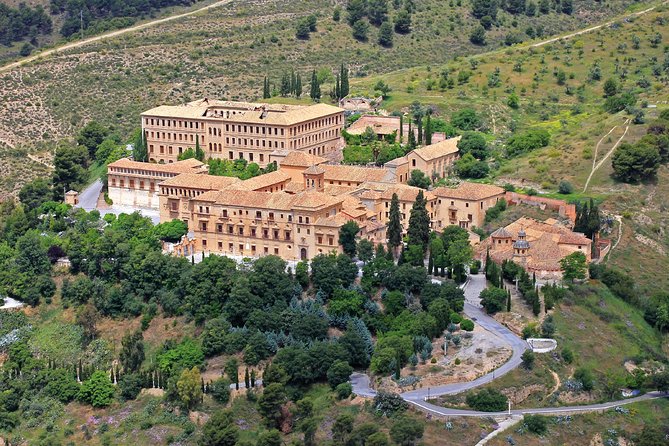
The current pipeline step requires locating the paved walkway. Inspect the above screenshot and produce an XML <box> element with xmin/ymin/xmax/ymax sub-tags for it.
<box><xmin>75</xmin><ymin>179</ymin><xmax>160</xmax><ymax>224</ymax></box>
<box><xmin>350</xmin><ymin>273</ymin><xmax>669</xmax><ymax>417</ymax></box>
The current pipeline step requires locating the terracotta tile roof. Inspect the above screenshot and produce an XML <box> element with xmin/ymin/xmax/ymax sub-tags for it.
<box><xmin>290</xmin><ymin>190</ymin><xmax>343</xmax><ymax>209</ymax></box>
<box><xmin>141</xmin><ymin>104</ymin><xmax>208</xmax><ymax>119</ymax></box>
<box><xmin>107</xmin><ymin>158</ymin><xmax>205</xmax><ymax>174</ymax></box>
<box><xmin>234</xmin><ymin>171</ymin><xmax>292</xmax><ymax>191</ymax></box>
<box><xmin>284</xmin><ymin>182</ymin><xmax>306</xmax><ymax>193</ymax></box>
<box><xmin>410</xmin><ymin>136</ymin><xmax>461</xmax><ymax>161</ymax></box>
<box><xmin>280</xmin><ymin>151</ymin><xmax>328</xmax><ymax>167</ymax></box>
<box><xmin>324</xmin><ymin>184</ymin><xmax>359</xmax><ymax>196</ymax></box>
<box><xmin>304</xmin><ymin>165</ymin><xmax>326</xmax><ymax>175</ymax></box>
<box><xmin>347</xmin><ymin>124</ymin><xmax>397</xmax><ymax>135</ymax></box>
<box><xmin>322</xmin><ymin>165</ymin><xmax>394</xmax><ymax>184</ymax></box>
<box><xmin>142</xmin><ymin>100</ymin><xmax>343</xmax><ymax>126</ymax></box>
<box><xmin>315</xmin><ymin>214</ymin><xmax>350</xmax><ymax>227</ymax></box>
<box><xmin>433</xmin><ymin>182</ymin><xmax>504</xmax><ymax>200</ymax></box>
<box><xmin>160</xmin><ymin>173</ymin><xmax>241</xmax><ymax>189</ymax></box>
<box><xmin>348</xmin><ymin>115</ymin><xmax>400</xmax><ymax>132</ymax></box>
<box><xmin>558</xmin><ymin>232</ymin><xmax>591</xmax><ymax>245</ymax></box>
<box><xmin>196</xmin><ymin>189</ymin><xmax>343</xmax><ymax>211</ymax></box>
<box><xmin>384</xmin><ymin>156</ymin><xmax>408</xmax><ymax>167</ymax></box>
<box><xmin>491</xmin><ymin>227</ymin><xmax>513</xmax><ymax>238</ymax></box>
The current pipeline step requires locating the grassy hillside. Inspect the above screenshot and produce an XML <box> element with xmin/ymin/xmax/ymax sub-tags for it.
<box><xmin>0</xmin><ymin>0</ymin><xmax>655</xmax><ymax>194</ymax></box>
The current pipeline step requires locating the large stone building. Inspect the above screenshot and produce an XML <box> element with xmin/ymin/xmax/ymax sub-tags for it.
<box><xmin>482</xmin><ymin>217</ymin><xmax>592</xmax><ymax>279</ymax></box>
<box><xmin>385</xmin><ymin>136</ymin><xmax>461</xmax><ymax>183</ymax></box>
<box><xmin>141</xmin><ymin>99</ymin><xmax>345</xmax><ymax>165</ymax></box>
<box><xmin>432</xmin><ymin>182</ymin><xmax>505</xmax><ymax>230</ymax></box>
<box><xmin>107</xmin><ymin>158</ymin><xmax>207</xmax><ymax>208</ymax></box>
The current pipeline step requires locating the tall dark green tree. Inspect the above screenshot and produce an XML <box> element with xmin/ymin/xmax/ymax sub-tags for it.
<box><xmin>346</xmin><ymin>0</ymin><xmax>367</xmax><ymax>25</ymax></box>
<box><xmin>295</xmin><ymin>73</ymin><xmax>303</xmax><ymax>98</ymax></box>
<box><xmin>368</xmin><ymin>0</ymin><xmax>389</xmax><ymax>25</ymax></box>
<box><xmin>424</xmin><ymin>113</ymin><xmax>432</xmax><ymax>145</ymax></box>
<box><xmin>407</xmin><ymin>190</ymin><xmax>430</xmax><ymax>253</ymax></box>
<box><xmin>263</xmin><ymin>76</ymin><xmax>271</xmax><ymax>99</ymax></box>
<box><xmin>195</xmin><ymin>135</ymin><xmax>205</xmax><ymax>161</ymax></box>
<box><xmin>378</xmin><ymin>20</ymin><xmax>393</xmax><ymax>47</ymax></box>
<box><xmin>52</xmin><ymin>144</ymin><xmax>89</xmax><ymax>199</ymax></box>
<box><xmin>280</xmin><ymin>72</ymin><xmax>291</xmax><ymax>97</ymax></box>
<box><xmin>133</xmin><ymin>129</ymin><xmax>148</xmax><ymax>162</ymax></box>
<box><xmin>310</xmin><ymin>70</ymin><xmax>321</xmax><ymax>101</ymax></box>
<box><xmin>340</xmin><ymin>64</ymin><xmax>350</xmax><ymax>98</ymax></box>
<box><xmin>339</xmin><ymin>221</ymin><xmax>360</xmax><ymax>258</ymax></box>
<box><xmin>387</xmin><ymin>193</ymin><xmax>403</xmax><ymax>253</ymax></box>
<box><xmin>120</xmin><ymin>331</ymin><xmax>144</xmax><ymax>373</ymax></box>
<box><xmin>335</xmin><ymin>74</ymin><xmax>341</xmax><ymax>100</ymax></box>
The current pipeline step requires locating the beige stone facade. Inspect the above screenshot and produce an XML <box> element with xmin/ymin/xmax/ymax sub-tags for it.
<box><xmin>141</xmin><ymin>99</ymin><xmax>345</xmax><ymax>166</ymax></box>
<box><xmin>432</xmin><ymin>183</ymin><xmax>505</xmax><ymax>230</ymax></box>
<box><xmin>107</xmin><ymin>158</ymin><xmax>207</xmax><ymax>208</ymax></box>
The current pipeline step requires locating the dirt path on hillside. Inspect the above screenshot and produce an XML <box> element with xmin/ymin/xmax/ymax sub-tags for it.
<box><xmin>583</xmin><ymin>119</ymin><xmax>630</xmax><ymax>193</ymax></box>
<box><xmin>531</xmin><ymin>1</ymin><xmax>669</xmax><ymax>48</ymax></box>
<box><xmin>0</xmin><ymin>0</ymin><xmax>233</xmax><ymax>73</ymax></box>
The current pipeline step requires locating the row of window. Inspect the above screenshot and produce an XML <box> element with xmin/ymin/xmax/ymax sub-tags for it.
<box><xmin>289</xmin><ymin>129</ymin><xmax>338</xmax><ymax>149</ymax></box>
<box><xmin>219</xmin><ymin>124</ymin><xmax>285</xmax><ymax>136</ymax></box>
<box><xmin>210</xmin><ymin>138</ymin><xmax>285</xmax><ymax>150</ymax></box>
<box><xmin>147</xmin><ymin>131</ymin><xmax>197</xmax><ymax>143</ymax></box>
<box><xmin>110</xmin><ymin>178</ymin><xmax>157</xmax><ymax>191</ymax></box>
<box><xmin>289</xmin><ymin>115</ymin><xmax>342</xmax><ymax>136</ymax></box>
<box><xmin>146</xmin><ymin>118</ymin><xmax>200</xmax><ymax>129</ymax></box>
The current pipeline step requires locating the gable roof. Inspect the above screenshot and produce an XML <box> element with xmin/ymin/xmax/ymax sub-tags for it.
<box><xmin>433</xmin><ymin>182</ymin><xmax>504</xmax><ymax>201</ymax></box>
<box><xmin>410</xmin><ymin>136</ymin><xmax>461</xmax><ymax>162</ymax></box>
<box><xmin>160</xmin><ymin>173</ymin><xmax>241</xmax><ymax>189</ymax></box>
<box><xmin>107</xmin><ymin>158</ymin><xmax>205</xmax><ymax>174</ymax></box>
<box><xmin>322</xmin><ymin>165</ymin><xmax>394</xmax><ymax>184</ymax></box>
<box><xmin>280</xmin><ymin>151</ymin><xmax>328</xmax><ymax>167</ymax></box>
<box><xmin>234</xmin><ymin>171</ymin><xmax>292</xmax><ymax>191</ymax></box>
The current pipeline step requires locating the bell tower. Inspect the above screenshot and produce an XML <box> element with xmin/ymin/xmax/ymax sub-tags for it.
<box><xmin>303</xmin><ymin>165</ymin><xmax>325</xmax><ymax>192</ymax></box>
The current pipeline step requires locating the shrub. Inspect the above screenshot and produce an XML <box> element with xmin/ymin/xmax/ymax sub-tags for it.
<box><xmin>78</xmin><ymin>371</ymin><xmax>115</xmax><ymax>407</ymax></box>
<box><xmin>561</xmin><ymin>347</ymin><xmax>574</xmax><ymax>364</ymax></box>
<box><xmin>460</xmin><ymin>319</ymin><xmax>475</xmax><ymax>331</ymax></box>
<box><xmin>524</xmin><ymin>415</ymin><xmax>548</xmax><ymax>435</ymax></box>
<box><xmin>574</xmin><ymin>367</ymin><xmax>594</xmax><ymax>391</ymax></box>
<box><xmin>506</xmin><ymin>129</ymin><xmax>550</xmax><ymax>157</ymax></box>
<box><xmin>118</xmin><ymin>373</ymin><xmax>143</xmax><ymax>401</ymax></box>
<box><xmin>465</xmin><ymin>388</ymin><xmax>507</xmax><ymax>412</ymax></box>
<box><xmin>558</xmin><ymin>180</ymin><xmax>573</xmax><ymax>194</ymax></box>
<box><xmin>335</xmin><ymin>382</ymin><xmax>353</xmax><ymax>399</ymax></box>
<box><xmin>373</xmin><ymin>392</ymin><xmax>408</xmax><ymax>416</ymax></box>
<box><xmin>210</xmin><ymin>377</ymin><xmax>231</xmax><ymax>404</ymax></box>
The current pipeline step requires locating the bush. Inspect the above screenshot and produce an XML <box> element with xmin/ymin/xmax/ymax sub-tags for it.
<box><xmin>335</xmin><ymin>382</ymin><xmax>353</xmax><ymax>399</ymax></box>
<box><xmin>78</xmin><ymin>371</ymin><xmax>115</xmax><ymax>407</ymax></box>
<box><xmin>506</xmin><ymin>129</ymin><xmax>550</xmax><ymax>157</ymax></box>
<box><xmin>118</xmin><ymin>373</ymin><xmax>143</xmax><ymax>401</ymax></box>
<box><xmin>558</xmin><ymin>180</ymin><xmax>573</xmax><ymax>194</ymax></box>
<box><xmin>574</xmin><ymin>367</ymin><xmax>594</xmax><ymax>391</ymax></box>
<box><xmin>524</xmin><ymin>415</ymin><xmax>547</xmax><ymax>435</ymax></box>
<box><xmin>210</xmin><ymin>377</ymin><xmax>231</xmax><ymax>404</ymax></box>
<box><xmin>561</xmin><ymin>347</ymin><xmax>574</xmax><ymax>364</ymax></box>
<box><xmin>465</xmin><ymin>388</ymin><xmax>507</xmax><ymax>412</ymax></box>
<box><xmin>460</xmin><ymin>319</ymin><xmax>475</xmax><ymax>331</ymax></box>
<box><xmin>373</xmin><ymin>392</ymin><xmax>408</xmax><ymax>416</ymax></box>
<box><xmin>327</xmin><ymin>360</ymin><xmax>354</xmax><ymax>389</ymax></box>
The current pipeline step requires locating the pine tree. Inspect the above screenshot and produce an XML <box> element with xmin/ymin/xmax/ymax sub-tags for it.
<box><xmin>424</xmin><ymin>113</ymin><xmax>432</xmax><ymax>145</ymax></box>
<box><xmin>195</xmin><ymin>135</ymin><xmax>205</xmax><ymax>161</ymax></box>
<box><xmin>310</xmin><ymin>70</ymin><xmax>321</xmax><ymax>101</ymax></box>
<box><xmin>407</xmin><ymin>190</ymin><xmax>430</xmax><ymax>252</ymax></box>
<box><xmin>387</xmin><ymin>193</ymin><xmax>403</xmax><ymax>252</ymax></box>
<box><xmin>340</xmin><ymin>64</ymin><xmax>350</xmax><ymax>98</ymax></box>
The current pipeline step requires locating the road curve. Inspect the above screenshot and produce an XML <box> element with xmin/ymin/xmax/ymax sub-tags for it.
<box><xmin>0</xmin><ymin>0</ymin><xmax>233</xmax><ymax>74</ymax></box>
<box><xmin>352</xmin><ymin>273</ymin><xmax>669</xmax><ymax>417</ymax></box>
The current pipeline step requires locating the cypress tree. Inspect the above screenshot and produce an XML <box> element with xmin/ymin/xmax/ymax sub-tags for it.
<box><xmin>394</xmin><ymin>354</ymin><xmax>401</xmax><ymax>380</ymax></box>
<box><xmin>195</xmin><ymin>135</ymin><xmax>205</xmax><ymax>161</ymax></box>
<box><xmin>335</xmin><ymin>73</ymin><xmax>341</xmax><ymax>100</ymax></box>
<box><xmin>417</xmin><ymin>116</ymin><xmax>423</xmax><ymax>145</ymax></box>
<box><xmin>507</xmin><ymin>289</ymin><xmax>511</xmax><ymax>311</ymax></box>
<box><xmin>310</xmin><ymin>70</ymin><xmax>321</xmax><ymax>101</ymax></box>
<box><xmin>425</xmin><ymin>113</ymin><xmax>432</xmax><ymax>145</ymax></box>
<box><xmin>296</xmin><ymin>73</ymin><xmax>302</xmax><ymax>98</ymax></box>
<box><xmin>263</xmin><ymin>76</ymin><xmax>271</xmax><ymax>99</ymax></box>
<box><xmin>428</xmin><ymin>251</ymin><xmax>434</xmax><ymax>275</ymax></box>
<box><xmin>251</xmin><ymin>369</ymin><xmax>256</xmax><ymax>387</ymax></box>
<box><xmin>387</xmin><ymin>192</ymin><xmax>402</xmax><ymax>252</ymax></box>
<box><xmin>399</xmin><ymin>115</ymin><xmax>404</xmax><ymax>141</ymax></box>
<box><xmin>291</xmin><ymin>71</ymin><xmax>297</xmax><ymax>95</ymax></box>
<box><xmin>133</xmin><ymin>129</ymin><xmax>148</xmax><ymax>162</ymax></box>
<box><xmin>407</xmin><ymin>190</ymin><xmax>430</xmax><ymax>252</ymax></box>
<box><xmin>340</xmin><ymin>63</ymin><xmax>349</xmax><ymax>97</ymax></box>
<box><xmin>244</xmin><ymin>368</ymin><xmax>250</xmax><ymax>388</ymax></box>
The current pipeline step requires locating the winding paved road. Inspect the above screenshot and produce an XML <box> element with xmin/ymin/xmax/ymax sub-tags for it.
<box><xmin>351</xmin><ymin>273</ymin><xmax>668</xmax><ymax>417</ymax></box>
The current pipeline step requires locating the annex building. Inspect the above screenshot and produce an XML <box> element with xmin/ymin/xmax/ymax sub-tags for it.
<box><xmin>482</xmin><ymin>217</ymin><xmax>592</xmax><ymax>279</ymax></box>
<box><xmin>141</xmin><ymin>99</ymin><xmax>345</xmax><ymax>165</ymax></box>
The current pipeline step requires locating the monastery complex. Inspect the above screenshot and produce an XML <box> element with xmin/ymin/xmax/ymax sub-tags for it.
<box><xmin>106</xmin><ymin>99</ymin><xmax>593</xmax><ymax>276</ymax></box>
